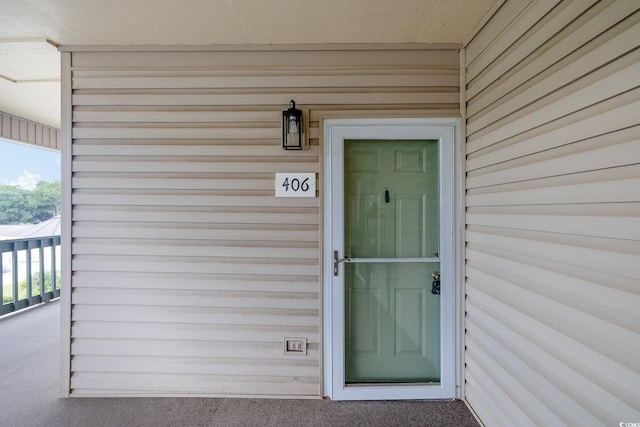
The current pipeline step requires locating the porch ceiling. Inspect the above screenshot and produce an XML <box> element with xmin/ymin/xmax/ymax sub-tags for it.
<box><xmin>0</xmin><ymin>0</ymin><xmax>496</xmax><ymax>129</ymax></box>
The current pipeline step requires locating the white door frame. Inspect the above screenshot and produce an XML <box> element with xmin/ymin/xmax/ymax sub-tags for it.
<box><xmin>322</xmin><ymin>118</ymin><xmax>460</xmax><ymax>400</ymax></box>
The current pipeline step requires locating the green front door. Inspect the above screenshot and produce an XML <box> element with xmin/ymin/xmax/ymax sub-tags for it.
<box><xmin>343</xmin><ymin>139</ymin><xmax>441</xmax><ymax>384</ymax></box>
<box><xmin>325</xmin><ymin>119</ymin><xmax>456</xmax><ymax>400</ymax></box>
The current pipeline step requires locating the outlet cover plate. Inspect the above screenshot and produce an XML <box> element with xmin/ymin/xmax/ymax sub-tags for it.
<box><xmin>284</xmin><ymin>337</ymin><xmax>307</xmax><ymax>355</ymax></box>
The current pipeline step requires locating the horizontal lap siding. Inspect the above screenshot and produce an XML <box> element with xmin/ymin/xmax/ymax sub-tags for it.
<box><xmin>464</xmin><ymin>1</ymin><xmax>640</xmax><ymax>425</ymax></box>
<box><xmin>67</xmin><ymin>47</ymin><xmax>459</xmax><ymax>397</ymax></box>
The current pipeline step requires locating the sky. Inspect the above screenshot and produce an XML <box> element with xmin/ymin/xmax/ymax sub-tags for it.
<box><xmin>0</xmin><ymin>139</ymin><xmax>61</xmax><ymax>190</ymax></box>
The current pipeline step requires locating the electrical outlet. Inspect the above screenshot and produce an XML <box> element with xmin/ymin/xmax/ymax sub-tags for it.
<box><xmin>284</xmin><ymin>337</ymin><xmax>307</xmax><ymax>355</ymax></box>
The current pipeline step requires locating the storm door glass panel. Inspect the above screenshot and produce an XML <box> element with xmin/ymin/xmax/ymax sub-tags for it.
<box><xmin>344</xmin><ymin>139</ymin><xmax>440</xmax><ymax>383</ymax></box>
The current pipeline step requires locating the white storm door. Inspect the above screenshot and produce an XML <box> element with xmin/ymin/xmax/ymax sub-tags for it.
<box><xmin>324</xmin><ymin>119</ymin><xmax>456</xmax><ymax>401</ymax></box>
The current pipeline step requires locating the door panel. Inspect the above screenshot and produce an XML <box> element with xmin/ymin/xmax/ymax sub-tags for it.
<box><xmin>345</xmin><ymin>262</ymin><xmax>440</xmax><ymax>383</ymax></box>
<box><xmin>344</xmin><ymin>140</ymin><xmax>438</xmax><ymax>259</ymax></box>
<box><xmin>396</xmin><ymin>194</ymin><xmax>426</xmax><ymax>258</ymax></box>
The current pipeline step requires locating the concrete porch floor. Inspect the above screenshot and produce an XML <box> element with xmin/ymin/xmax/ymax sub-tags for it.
<box><xmin>0</xmin><ymin>301</ymin><xmax>479</xmax><ymax>427</ymax></box>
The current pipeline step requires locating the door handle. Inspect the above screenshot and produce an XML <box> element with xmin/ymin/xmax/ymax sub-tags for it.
<box><xmin>431</xmin><ymin>271</ymin><xmax>441</xmax><ymax>295</ymax></box>
<box><xmin>333</xmin><ymin>250</ymin><xmax>350</xmax><ymax>276</ymax></box>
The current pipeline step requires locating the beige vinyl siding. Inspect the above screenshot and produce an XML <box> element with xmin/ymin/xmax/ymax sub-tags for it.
<box><xmin>64</xmin><ymin>46</ymin><xmax>460</xmax><ymax>397</ymax></box>
<box><xmin>464</xmin><ymin>0</ymin><xmax>640</xmax><ymax>425</ymax></box>
<box><xmin>1</xmin><ymin>111</ymin><xmax>60</xmax><ymax>149</ymax></box>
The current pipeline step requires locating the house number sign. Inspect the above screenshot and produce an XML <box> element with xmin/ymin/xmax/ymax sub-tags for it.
<box><xmin>275</xmin><ymin>173</ymin><xmax>316</xmax><ymax>197</ymax></box>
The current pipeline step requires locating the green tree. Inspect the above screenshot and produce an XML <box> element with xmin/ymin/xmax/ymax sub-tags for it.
<box><xmin>0</xmin><ymin>185</ymin><xmax>30</xmax><ymax>224</ymax></box>
<box><xmin>28</xmin><ymin>180</ymin><xmax>61</xmax><ymax>222</ymax></box>
<box><xmin>0</xmin><ymin>180</ymin><xmax>60</xmax><ymax>225</ymax></box>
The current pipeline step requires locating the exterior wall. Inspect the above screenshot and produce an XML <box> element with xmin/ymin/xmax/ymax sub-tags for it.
<box><xmin>61</xmin><ymin>45</ymin><xmax>460</xmax><ymax>397</ymax></box>
<box><xmin>0</xmin><ymin>111</ymin><xmax>60</xmax><ymax>150</ymax></box>
<box><xmin>464</xmin><ymin>0</ymin><xmax>640</xmax><ymax>425</ymax></box>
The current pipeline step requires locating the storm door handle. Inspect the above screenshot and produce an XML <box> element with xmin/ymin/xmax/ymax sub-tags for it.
<box><xmin>333</xmin><ymin>250</ymin><xmax>350</xmax><ymax>276</ymax></box>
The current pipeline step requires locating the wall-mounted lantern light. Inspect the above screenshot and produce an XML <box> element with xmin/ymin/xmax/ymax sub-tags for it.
<box><xmin>282</xmin><ymin>99</ymin><xmax>303</xmax><ymax>150</ymax></box>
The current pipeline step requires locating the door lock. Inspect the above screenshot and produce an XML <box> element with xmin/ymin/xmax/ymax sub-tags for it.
<box><xmin>431</xmin><ymin>271</ymin><xmax>441</xmax><ymax>295</ymax></box>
